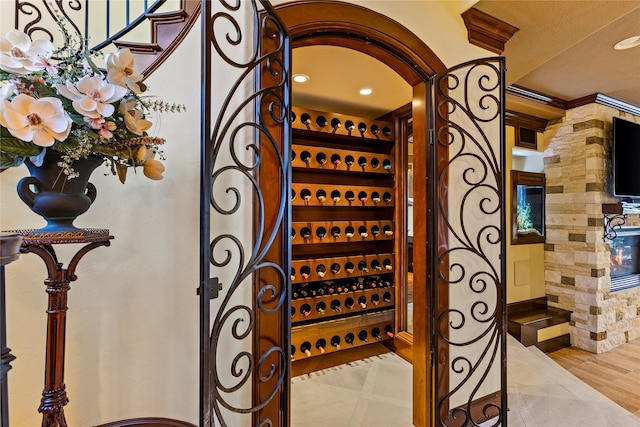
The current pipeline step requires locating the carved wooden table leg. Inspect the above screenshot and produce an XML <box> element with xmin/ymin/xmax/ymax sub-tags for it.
<box><xmin>21</xmin><ymin>234</ymin><xmax>111</xmax><ymax>427</ymax></box>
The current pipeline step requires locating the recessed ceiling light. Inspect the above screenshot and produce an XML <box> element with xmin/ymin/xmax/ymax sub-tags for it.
<box><xmin>359</xmin><ymin>88</ymin><xmax>373</xmax><ymax>96</ymax></box>
<box><xmin>293</xmin><ymin>74</ymin><xmax>309</xmax><ymax>83</ymax></box>
<box><xmin>614</xmin><ymin>35</ymin><xmax>640</xmax><ymax>50</ymax></box>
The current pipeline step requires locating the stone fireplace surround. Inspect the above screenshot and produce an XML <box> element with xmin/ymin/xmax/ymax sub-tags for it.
<box><xmin>543</xmin><ymin>104</ymin><xmax>640</xmax><ymax>354</ymax></box>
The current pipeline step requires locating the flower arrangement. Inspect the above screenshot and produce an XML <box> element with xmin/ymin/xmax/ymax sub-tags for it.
<box><xmin>0</xmin><ymin>21</ymin><xmax>184</xmax><ymax>183</ymax></box>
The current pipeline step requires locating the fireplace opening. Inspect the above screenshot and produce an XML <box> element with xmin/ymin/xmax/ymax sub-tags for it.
<box><xmin>610</xmin><ymin>227</ymin><xmax>640</xmax><ymax>292</ymax></box>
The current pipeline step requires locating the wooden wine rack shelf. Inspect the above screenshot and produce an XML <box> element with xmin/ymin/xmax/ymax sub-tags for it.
<box><xmin>291</xmin><ymin>286</ymin><xmax>395</xmax><ymax>323</ymax></box>
<box><xmin>291</xmin><ymin>253</ymin><xmax>394</xmax><ymax>284</ymax></box>
<box><xmin>292</xmin><ymin>183</ymin><xmax>394</xmax><ymax>208</ymax></box>
<box><xmin>291</xmin><ymin>310</ymin><xmax>395</xmax><ymax>360</ymax></box>
<box><xmin>291</xmin><ymin>106</ymin><xmax>394</xmax><ymax>142</ymax></box>
<box><xmin>292</xmin><ymin>144</ymin><xmax>394</xmax><ymax>174</ymax></box>
<box><xmin>291</xmin><ymin>220</ymin><xmax>394</xmax><ymax>245</ymax></box>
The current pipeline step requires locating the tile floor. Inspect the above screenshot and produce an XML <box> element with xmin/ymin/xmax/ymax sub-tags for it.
<box><xmin>291</xmin><ymin>335</ymin><xmax>640</xmax><ymax>426</ymax></box>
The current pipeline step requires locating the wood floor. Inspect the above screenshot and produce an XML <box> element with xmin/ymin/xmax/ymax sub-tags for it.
<box><xmin>548</xmin><ymin>338</ymin><xmax>640</xmax><ymax>419</ymax></box>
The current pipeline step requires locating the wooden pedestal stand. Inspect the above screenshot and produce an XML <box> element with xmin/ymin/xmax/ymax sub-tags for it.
<box><xmin>16</xmin><ymin>229</ymin><xmax>113</xmax><ymax>427</ymax></box>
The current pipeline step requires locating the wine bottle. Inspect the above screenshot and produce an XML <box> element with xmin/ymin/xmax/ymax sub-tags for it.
<box><xmin>384</xmin><ymin>325</ymin><xmax>394</xmax><ymax>338</ymax></box>
<box><xmin>316</xmin><ymin>189</ymin><xmax>327</xmax><ymax>203</ymax></box>
<box><xmin>345</xmin><ymin>332</ymin><xmax>355</xmax><ymax>345</ymax></box>
<box><xmin>300</xmin><ymin>265</ymin><xmax>311</xmax><ymax>279</ymax></box>
<box><xmin>331</xmin><ymin>227</ymin><xmax>341</xmax><ymax>239</ymax></box>
<box><xmin>358</xmin><ymin>156</ymin><xmax>367</xmax><ymax>168</ymax></box>
<box><xmin>344</xmin><ymin>297</ymin><xmax>355</xmax><ymax>310</ymax></box>
<box><xmin>300</xmin><ymin>227</ymin><xmax>311</xmax><ymax>239</ymax></box>
<box><xmin>291</xmin><ymin>150</ymin><xmax>296</xmax><ymax>162</ymax></box>
<box><xmin>331</xmin><ymin>153</ymin><xmax>341</xmax><ymax>166</ymax></box>
<box><xmin>358</xmin><ymin>295</ymin><xmax>367</xmax><ymax>309</ymax></box>
<box><xmin>358</xmin><ymin>191</ymin><xmax>367</xmax><ymax>203</ymax></box>
<box><xmin>316</xmin><ymin>115</ymin><xmax>328</xmax><ymax>128</ymax></box>
<box><xmin>315</xmin><ymin>283</ymin><xmax>326</xmax><ymax>296</ymax></box>
<box><xmin>371</xmin><ymin>225</ymin><xmax>381</xmax><ymax>236</ymax></box>
<box><xmin>371</xmin><ymin>260</ymin><xmax>382</xmax><ymax>271</ymax></box>
<box><xmin>383</xmin><ymin>225</ymin><xmax>393</xmax><ymax>236</ymax></box>
<box><xmin>357</xmin><ymin>122</ymin><xmax>367</xmax><ymax>133</ymax></box>
<box><xmin>290</xmin><ymin>111</ymin><xmax>297</xmax><ymax>123</ymax></box>
<box><xmin>383</xmin><ymin>258</ymin><xmax>393</xmax><ymax>271</ymax></box>
<box><xmin>372</xmin><ymin>327</ymin><xmax>382</xmax><ymax>340</ymax></box>
<box><xmin>382</xmin><ymin>192</ymin><xmax>392</xmax><ymax>203</ymax></box>
<box><xmin>316</xmin><ymin>264</ymin><xmax>327</xmax><ymax>278</ymax></box>
<box><xmin>358</xmin><ymin>261</ymin><xmax>369</xmax><ymax>273</ymax></box>
<box><xmin>370</xmin><ymin>157</ymin><xmax>380</xmax><ymax>169</ymax></box>
<box><xmin>330</xmin><ymin>335</ymin><xmax>341</xmax><ymax>349</ymax></box>
<box><xmin>316</xmin><ymin>152</ymin><xmax>327</xmax><ymax>165</ymax></box>
<box><xmin>370</xmin><ymin>124</ymin><xmax>379</xmax><ymax>135</ymax></box>
<box><xmin>330</xmin><ymin>299</ymin><xmax>341</xmax><ymax>312</ymax></box>
<box><xmin>330</xmin><ymin>118</ymin><xmax>341</xmax><ymax>130</ymax></box>
<box><xmin>291</xmin><ymin>228</ymin><xmax>296</xmax><ymax>240</ymax></box>
<box><xmin>300</xmin><ymin>151</ymin><xmax>311</xmax><ymax>164</ymax></box>
<box><xmin>291</xmin><ymin>267</ymin><xmax>296</xmax><ymax>282</ymax></box>
<box><xmin>301</xmin><ymin>189</ymin><xmax>311</xmax><ymax>202</ymax></box>
<box><xmin>300</xmin><ymin>304</ymin><xmax>311</xmax><ymax>317</ymax></box>
<box><xmin>291</xmin><ymin>345</ymin><xmax>296</xmax><ymax>360</ymax></box>
<box><xmin>316</xmin><ymin>338</ymin><xmax>326</xmax><ymax>354</ymax></box>
<box><xmin>330</xmin><ymin>262</ymin><xmax>340</xmax><ymax>274</ymax></box>
<box><xmin>300</xmin><ymin>113</ymin><xmax>312</xmax><ymax>125</ymax></box>
<box><xmin>300</xmin><ymin>341</ymin><xmax>312</xmax><ymax>357</ymax></box>
<box><xmin>316</xmin><ymin>226</ymin><xmax>327</xmax><ymax>239</ymax></box>
<box><xmin>291</xmin><ymin>189</ymin><xmax>296</xmax><ymax>201</ymax></box>
<box><xmin>345</xmin><ymin>120</ymin><xmax>355</xmax><ymax>132</ymax></box>
<box><xmin>382</xmin><ymin>126</ymin><xmax>392</xmax><ymax>137</ymax></box>
<box><xmin>345</xmin><ymin>155</ymin><xmax>355</xmax><ymax>167</ymax></box>
<box><xmin>371</xmin><ymin>293</ymin><xmax>380</xmax><ymax>306</ymax></box>
<box><xmin>331</xmin><ymin>190</ymin><xmax>341</xmax><ymax>203</ymax></box>
<box><xmin>358</xmin><ymin>330</ymin><xmax>369</xmax><ymax>342</ymax></box>
<box><xmin>345</xmin><ymin>191</ymin><xmax>355</xmax><ymax>202</ymax></box>
<box><xmin>383</xmin><ymin>291</ymin><xmax>392</xmax><ymax>303</ymax></box>
<box><xmin>345</xmin><ymin>262</ymin><xmax>355</xmax><ymax>273</ymax></box>
<box><xmin>298</xmin><ymin>287</ymin><xmax>309</xmax><ymax>298</ymax></box>
<box><xmin>371</xmin><ymin>192</ymin><xmax>381</xmax><ymax>203</ymax></box>
<box><xmin>345</xmin><ymin>226</ymin><xmax>355</xmax><ymax>238</ymax></box>
<box><xmin>358</xmin><ymin>226</ymin><xmax>368</xmax><ymax>238</ymax></box>
<box><xmin>316</xmin><ymin>301</ymin><xmax>326</xmax><ymax>315</ymax></box>
<box><xmin>383</xmin><ymin>159</ymin><xmax>392</xmax><ymax>170</ymax></box>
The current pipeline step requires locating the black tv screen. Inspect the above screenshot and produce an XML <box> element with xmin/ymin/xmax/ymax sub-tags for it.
<box><xmin>613</xmin><ymin>117</ymin><xmax>640</xmax><ymax>199</ymax></box>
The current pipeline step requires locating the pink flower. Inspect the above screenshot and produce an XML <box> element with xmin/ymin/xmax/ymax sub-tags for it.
<box><xmin>98</xmin><ymin>121</ymin><xmax>117</xmax><ymax>139</ymax></box>
<box><xmin>0</xmin><ymin>94</ymin><xmax>71</xmax><ymax>147</ymax></box>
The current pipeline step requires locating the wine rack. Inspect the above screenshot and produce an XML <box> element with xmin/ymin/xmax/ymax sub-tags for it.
<box><xmin>291</xmin><ymin>106</ymin><xmax>397</xmax><ymax>368</ymax></box>
<box><xmin>291</xmin><ymin>310</ymin><xmax>395</xmax><ymax>360</ymax></box>
<box><xmin>291</xmin><ymin>220</ymin><xmax>394</xmax><ymax>245</ymax></box>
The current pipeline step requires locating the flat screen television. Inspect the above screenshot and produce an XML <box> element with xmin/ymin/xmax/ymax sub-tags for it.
<box><xmin>612</xmin><ymin>117</ymin><xmax>640</xmax><ymax>200</ymax></box>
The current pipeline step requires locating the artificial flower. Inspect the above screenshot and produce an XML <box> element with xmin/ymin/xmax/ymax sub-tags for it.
<box><xmin>0</xmin><ymin>83</ymin><xmax>15</xmax><ymax>100</ymax></box>
<box><xmin>136</xmin><ymin>146</ymin><xmax>164</xmax><ymax>180</ymax></box>
<box><xmin>98</xmin><ymin>120</ymin><xmax>117</xmax><ymax>139</ymax></box>
<box><xmin>0</xmin><ymin>29</ymin><xmax>54</xmax><ymax>75</ymax></box>
<box><xmin>105</xmin><ymin>48</ymin><xmax>144</xmax><ymax>94</ymax></box>
<box><xmin>0</xmin><ymin>94</ymin><xmax>71</xmax><ymax>147</ymax></box>
<box><xmin>56</xmin><ymin>75</ymin><xmax>127</xmax><ymax>118</ymax></box>
<box><xmin>119</xmin><ymin>98</ymin><xmax>151</xmax><ymax>135</ymax></box>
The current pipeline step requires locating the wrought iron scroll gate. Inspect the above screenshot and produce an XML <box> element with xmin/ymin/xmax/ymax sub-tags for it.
<box><xmin>432</xmin><ymin>58</ymin><xmax>507</xmax><ymax>426</ymax></box>
<box><xmin>200</xmin><ymin>1</ymin><xmax>290</xmax><ymax>426</ymax></box>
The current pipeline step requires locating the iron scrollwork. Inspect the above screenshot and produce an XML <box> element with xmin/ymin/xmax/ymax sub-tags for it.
<box><xmin>433</xmin><ymin>58</ymin><xmax>506</xmax><ymax>427</ymax></box>
<box><xmin>201</xmin><ymin>1</ymin><xmax>290</xmax><ymax>426</ymax></box>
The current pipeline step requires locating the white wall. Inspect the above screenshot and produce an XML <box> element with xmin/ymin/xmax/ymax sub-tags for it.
<box><xmin>1</xmin><ymin>1</ymin><xmax>494</xmax><ymax>425</ymax></box>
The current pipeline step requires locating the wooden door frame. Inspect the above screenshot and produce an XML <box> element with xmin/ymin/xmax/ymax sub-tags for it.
<box><xmin>274</xmin><ymin>3</ymin><xmax>446</xmax><ymax>426</ymax></box>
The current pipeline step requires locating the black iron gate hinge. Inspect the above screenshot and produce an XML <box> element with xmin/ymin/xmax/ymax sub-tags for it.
<box><xmin>197</xmin><ymin>277</ymin><xmax>223</xmax><ymax>300</ymax></box>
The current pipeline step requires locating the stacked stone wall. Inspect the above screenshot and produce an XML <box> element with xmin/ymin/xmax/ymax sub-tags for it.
<box><xmin>543</xmin><ymin>104</ymin><xmax>640</xmax><ymax>353</ymax></box>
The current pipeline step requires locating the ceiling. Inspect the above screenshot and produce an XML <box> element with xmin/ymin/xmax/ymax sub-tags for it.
<box><xmin>292</xmin><ymin>1</ymin><xmax>640</xmax><ymax>121</ymax></box>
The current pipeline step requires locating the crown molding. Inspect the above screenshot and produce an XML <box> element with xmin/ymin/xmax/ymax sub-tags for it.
<box><xmin>505</xmin><ymin>110</ymin><xmax>549</xmax><ymax>133</ymax></box>
<box><xmin>461</xmin><ymin>8</ymin><xmax>519</xmax><ymax>54</ymax></box>
<box><xmin>506</xmin><ymin>85</ymin><xmax>567</xmax><ymax>110</ymax></box>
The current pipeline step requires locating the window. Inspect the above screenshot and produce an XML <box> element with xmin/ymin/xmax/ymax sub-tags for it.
<box><xmin>511</xmin><ymin>170</ymin><xmax>545</xmax><ymax>244</ymax></box>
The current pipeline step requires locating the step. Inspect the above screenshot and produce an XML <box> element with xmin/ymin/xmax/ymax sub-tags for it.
<box><xmin>536</xmin><ymin>333</ymin><xmax>571</xmax><ymax>354</ymax></box>
<box><xmin>507</xmin><ymin>307</ymin><xmax>571</xmax><ymax>347</ymax></box>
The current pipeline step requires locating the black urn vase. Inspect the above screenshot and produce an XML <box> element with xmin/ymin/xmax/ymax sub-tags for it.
<box><xmin>16</xmin><ymin>150</ymin><xmax>104</xmax><ymax>233</ymax></box>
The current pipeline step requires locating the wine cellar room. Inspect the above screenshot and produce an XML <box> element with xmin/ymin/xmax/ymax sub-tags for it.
<box><xmin>289</xmin><ymin>44</ymin><xmax>416</xmax><ymax>376</ymax></box>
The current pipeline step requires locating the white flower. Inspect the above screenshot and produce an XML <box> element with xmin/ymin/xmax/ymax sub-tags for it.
<box><xmin>105</xmin><ymin>48</ymin><xmax>143</xmax><ymax>94</ymax></box>
<box><xmin>0</xmin><ymin>83</ymin><xmax>15</xmax><ymax>99</ymax></box>
<box><xmin>0</xmin><ymin>94</ymin><xmax>71</xmax><ymax>147</ymax></box>
<box><xmin>119</xmin><ymin>98</ymin><xmax>151</xmax><ymax>135</ymax></box>
<box><xmin>56</xmin><ymin>75</ymin><xmax>127</xmax><ymax>119</ymax></box>
<box><xmin>0</xmin><ymin>30</ymin><xmax>54</xmax><ymax>75</ymax></box>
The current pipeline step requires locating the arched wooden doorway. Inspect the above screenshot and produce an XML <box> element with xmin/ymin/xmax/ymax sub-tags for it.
<box><xmin>275</xmin><ymin>2</ymin><xmax>445</xmax><ymax>425</ymax></box>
